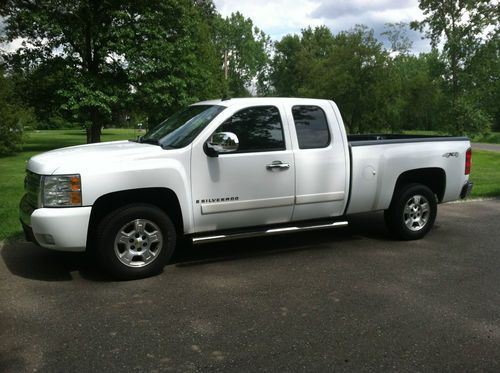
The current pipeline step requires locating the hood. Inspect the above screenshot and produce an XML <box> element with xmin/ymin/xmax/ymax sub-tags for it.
<box><xmin>27</xmin><ymin>140</ymin><xmax>165</xmax><ymax>175</ymax></box>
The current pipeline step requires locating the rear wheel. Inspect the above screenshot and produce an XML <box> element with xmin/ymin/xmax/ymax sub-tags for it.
<box><xmin>384</xmin><ymin>183</ymin><xmax>437</xmax><ymax>240</ymax></box>
<box><xmin>96</xmin><ymin>203</ymin><xmax>176</xmax><ymax>280</ymax></box>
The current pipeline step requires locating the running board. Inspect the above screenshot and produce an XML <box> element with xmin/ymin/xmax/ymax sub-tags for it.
<box><xmin>192</xmin><ymin>221</ymin><xmax>348</xmax><ymax>244</ymax></box>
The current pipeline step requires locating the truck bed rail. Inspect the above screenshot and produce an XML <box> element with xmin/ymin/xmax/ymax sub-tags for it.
<box><xmin>348</xmin><ymin>134</ymin><xmax>469</xmax><ymax>147</ymax></box>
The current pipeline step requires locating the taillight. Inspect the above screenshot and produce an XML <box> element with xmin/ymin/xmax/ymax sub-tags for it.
<box><xmin>465</xmin><ymin>148</ymin><xmax>472</xmax><ymax>175</ymax></box>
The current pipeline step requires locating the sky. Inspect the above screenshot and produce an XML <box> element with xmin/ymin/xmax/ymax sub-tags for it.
<box><xmin>214</xmin><ymin>0</ymin><xmax>432</xmax><ymax>53</ymax></box>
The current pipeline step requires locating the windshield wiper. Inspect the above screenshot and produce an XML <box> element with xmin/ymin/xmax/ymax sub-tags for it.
<box><xmin>139</xmin><ymin>138</ymin><xmax>160</xmax><ymax>146</ymax></box>
<box><xmin>130</xmin><ymin>137</ymin><xmax>176</xmax><ymax>149</ymax></box>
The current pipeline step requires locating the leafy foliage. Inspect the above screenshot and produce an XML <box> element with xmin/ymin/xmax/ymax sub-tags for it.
<box><xmin>387</xmin><ymin>51</ymin><xmax>446</xmax><ymax>132</ymax></box>
<box><xmin>465</xmin><ymin>34</ymin><xmax>500</xmax><ymax>132</ymax></box>
<box><xmin>215</xmin><ymin>12</ymin><xmax>271</xmax><ymax>96</ymax></box>
<box><xmin>268</xmin><ymin>14</ymin><xmax>498</xmax><ymax>136</ymax></box>
<box><xmin>112</xmin><ymin>0</ymin><xmax>225</xmax><ymax>126</ymax></box>
<box><xmin>1</xmin><ymin>1</ymin><xmax>270</xmax><ymax>143</ymax></box>
<box><xmin>269</xmin><ymin>26</ymin><xmax>397</xmax><ymax>133</ymax></box>
<box><xmin>0</xmin><ymin>69</ymin><xmax>35</xmax><ymax>155</ymax></box>
<box><xmin>1</xmin><ymin>0</ymin><xmax>131</xmax><ymax>142</ymax></box>
<box><xmin>0</xmin><ymin>0</ymin><xmax>498</xmax><ymax>150</ymax></box>
<box><xmin>411</xmin><ymin>0</ymin><xmax>499</xmax><ymax>134</ymax></box>
<box><xmin>382</xmin><ymin>22</ymin><xmax>413</xmax><ymax>55</ymax></box>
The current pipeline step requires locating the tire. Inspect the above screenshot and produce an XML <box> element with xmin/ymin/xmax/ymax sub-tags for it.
<box><xmin>384</xmin><ymin>183</ymin><xmax>437</xmax><ymax>241</ymax></box>
<box><xmin>95</xmin><ymin>203</ymin><xmax>177</xmax><ymax>280</ymax></box>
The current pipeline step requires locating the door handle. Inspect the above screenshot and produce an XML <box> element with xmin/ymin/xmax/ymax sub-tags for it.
<box><xmin>266</xmin><ymin>161</ymin><xmax>291</xmax><ymax>170</ymax></box>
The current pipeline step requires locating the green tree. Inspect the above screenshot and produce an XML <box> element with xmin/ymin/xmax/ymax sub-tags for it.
<box><xmin>293</xmin><ymin>26</ymin><xmax>336</xmax><ymax>98</ymax></box>
<box><xmin>215</xmin><ymin>12</ymin><xmax>271</xmax><ymax>96</ymax></box>
<box><xmin>328</xmin><ymin>26</ymin><xmax>391</xmax><ymax>133</ymax></box>
<box><xmin>7</xmin><ymin>56</ymin><xmax>83</xmax><ymax>129</ymax></box>
<box><xmin>267</xmin><ymin>34</ymin><xmax>302</xmax><ymax>96</ymax></box>
<box><xmin>389</xmin><ymin>51</ymin><xmax>446</xmax><ymax>132</ymax></box>
<box><xmin>464</xmin><ymin>31</ymin><xmax>500</xmax><ymax>131</ymax></box>
<box><xmin>1</xmin><ymin>0</ymin><xmax>135</xmax><ymax>142</ymax></box>
<box><xmin>382</xmin><ymin>22</ymin><xmax>413</xmax><ymax>55</ymax></box>
<box><xmin>0</xmin><ymin>68</ymin><xmax>35</xmax><ymax>155</ymax></box>
<box><xmin>115</xmin><ymin>1</ymin><xmax>223</xmax><ymax>126</ymax></box>
<box><xmin>268</xmin><ymin>25</ymin><xmax>392</xmax><ymax>134</ymax></box>
<box><xmin>411</xmin><ymin>0</ymin><xmax>498</xmax><ymax>134</ymax></box>
<box><xmin>267</xmin><ymin>26</ymin><xmax>336</xmax><ymax>98</ymax></box>
<box><xmin>0</xmin><ymin>0</ymin><xmax>224</xmax><ymax>141</ymax></box>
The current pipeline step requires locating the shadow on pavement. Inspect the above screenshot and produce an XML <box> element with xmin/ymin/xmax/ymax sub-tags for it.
<box><xmin>0</xmin><ymin>242</ymin><xmax>107</xmax><ymax>282</ymax></box>
<box><xmin>172</xmin><ymin>211</ymin><xmax>390</xmax><ymax>266</ymax></box>
<box><xmin>1</xmin><ymin>211</ymin><xmax>389</xmax><ymax>282</ymax></box>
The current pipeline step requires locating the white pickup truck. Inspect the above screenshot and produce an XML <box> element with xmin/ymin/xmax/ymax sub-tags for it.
<box><xmin>20</xmin><ymin>98</ymin><xmax>473</xmax><ymax>279</ymax></box>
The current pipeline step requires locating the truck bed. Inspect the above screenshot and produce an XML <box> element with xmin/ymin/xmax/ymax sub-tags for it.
<box><xmin>345</xmin><ymin>134</ymin><xmax>471</xmax><ymax>215</ymax></box>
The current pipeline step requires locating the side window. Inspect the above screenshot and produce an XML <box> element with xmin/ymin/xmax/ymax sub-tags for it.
<box><xmin>292</xmin><ymin>105</ymin><xmax>330</xmax><ymax>149</ymax></box>
<box><xmin>216</xmin><ymin>106</ymin><xmax>285</xmax><ymax>153</ymax></box>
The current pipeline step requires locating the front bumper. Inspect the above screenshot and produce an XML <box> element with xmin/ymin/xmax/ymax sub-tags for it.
<box><xmin>460</xmin><ymin>181</ymin><xmax>474</xmax><ymax>199</ymax></box>
<box><xmin>21</xmin><ymin>219</ymin><xmax>39</xmax><ymax>246</ymax></box>
<box><xmin>19</xmin><ymin>195</ymin><xmax>91</xmax><ymax>252</ymax></box>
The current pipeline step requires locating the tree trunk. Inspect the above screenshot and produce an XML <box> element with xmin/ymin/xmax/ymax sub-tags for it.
<box><xmin>451</xmin><ymin>51</ymin><xmax>459</xmax><ymax>134</ymax></box>
<box><xmin>83</xmin><ymin>7</ymin><xmax>102</xmax><ymax>144</ymax></box>
<box><xmin>223</xmin><ymin>50</ymin><xmax>229</xmax><ymax>80</ymax></box>
<box><xmin>449</xmin><ymin>11</ymin><xmax>460</xmax><ymax>135</ymax></box>
<box><xmin>87</xmin><ymin>123</ymin><xmax>101</xmax><ymax>143</ymax></box>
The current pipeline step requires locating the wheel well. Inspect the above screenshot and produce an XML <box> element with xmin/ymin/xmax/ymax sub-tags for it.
<box><xmin>393</xmin><ymin>168</ymin><xmax>446</xmax><ymax>202</ymax></box>
<box><xmin>87</xmin><ymin>188</ymin><xmax>183</xmax><ymax>246</ymax></box>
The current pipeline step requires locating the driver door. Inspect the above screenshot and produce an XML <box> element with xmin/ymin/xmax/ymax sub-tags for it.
<box><xmin>191</xmin><ymin>105</ymin><xmax>295</xmax><ymax>233</ymax></box>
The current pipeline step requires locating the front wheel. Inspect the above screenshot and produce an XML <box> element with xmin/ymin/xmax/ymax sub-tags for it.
<box><xmin>384</xmin><ymin>183</ymin><xmax>437</xmax><ymax>240</ymax></box>
<box><xmin>96</xmin><ymin>203</ymin><xmax>177</xmax><ymax>280</ymax></box>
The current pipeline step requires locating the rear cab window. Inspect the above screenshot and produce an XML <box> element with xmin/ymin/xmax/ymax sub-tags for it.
<box><xmin>292</xmin><ymin>105</ymin><xmax>331</xmax><ymax>149</ymax></box>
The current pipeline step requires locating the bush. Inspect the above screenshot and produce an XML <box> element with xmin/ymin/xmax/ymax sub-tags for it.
<box><xmin>0</xmin><ymin>71</ymin><xmax>35</xmax><ymax>156</ymax></box>
<box><xmin>35</xmin><ymin>115</ymin><xmax>78</xmax><ymax>130</ymax></box>
<box><xmin>0</xmin><ymin>106</ymin><xmax>36</xmax><ymax>156</ymax></box>
<box><xmin>452</xmin><ymin>96</ymin><xmax>492</xmax><ymax>136</ymax></box>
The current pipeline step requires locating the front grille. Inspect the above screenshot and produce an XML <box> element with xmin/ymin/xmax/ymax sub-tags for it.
<box><xmin>25</xmin><ymin>170</ymin><xmax>41</xmax><ymax>208</ymax></box>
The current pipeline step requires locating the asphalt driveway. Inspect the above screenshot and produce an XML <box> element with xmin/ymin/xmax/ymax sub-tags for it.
<box><xmin>472</xmin><ymin>142</ymin><xmax>500</xmax><ymax>152</ymax></box>
<box><xmin>1</xmin><ymin>199</ymin><xmax>500</xmax><ymax>372</ymax></box>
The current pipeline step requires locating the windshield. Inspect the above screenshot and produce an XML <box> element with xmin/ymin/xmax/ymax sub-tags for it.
<box><xmin>140</xmin><ymin>105</ymin><xmax>226</xmax><ymax>148</ymax></box>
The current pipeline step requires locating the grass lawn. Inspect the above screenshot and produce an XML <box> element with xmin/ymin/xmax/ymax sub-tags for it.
<box><xmin>468</xmin><ymin>150</ymin><xmax>500</xmax><ymax>198</ymax></box>
<box><xmin>0</xmin><ymin>129</ymin><xmax>499</xmax><ymax>242</ymax></box>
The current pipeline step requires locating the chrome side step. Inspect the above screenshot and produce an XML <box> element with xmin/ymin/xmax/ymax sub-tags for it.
<box><xmin>192</xmin><ymin>221</ymin><xmax>348</xmax><ymax>244</ymax></box>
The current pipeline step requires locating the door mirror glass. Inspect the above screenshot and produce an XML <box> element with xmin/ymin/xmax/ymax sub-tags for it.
<box><xmin>207</xmin><ymin>132</ymin><xmax>239</xmax><ymax>154</ymax></box>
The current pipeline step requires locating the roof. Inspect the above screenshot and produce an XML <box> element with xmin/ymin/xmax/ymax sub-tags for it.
<box><xmin>193</xmin><ymin>97</ymin><xmax>333</xmax><ymax>107</ymax></box>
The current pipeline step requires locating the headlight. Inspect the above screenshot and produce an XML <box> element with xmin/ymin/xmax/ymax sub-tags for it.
<box><xmin>42</xmin><ymin>174</ymin><xmax>82</xmax><ymax>207</ymax></box>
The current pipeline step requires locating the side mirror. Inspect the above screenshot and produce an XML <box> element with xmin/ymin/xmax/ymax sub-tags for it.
<box><xmin>204</xmin><ymin>132</ymin><xmax>239</xmax><ymax>157</ymax></box>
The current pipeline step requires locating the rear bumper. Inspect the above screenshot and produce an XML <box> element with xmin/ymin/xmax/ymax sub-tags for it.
<box><xmin>460</xmin><ymin>181</ymin><xmax>474</xmax><ymax>199</ymax></box>
<box><xmin>19</xmin><ymin>195</ymin><xmax>91</xmax><ymax>252</ymax></box>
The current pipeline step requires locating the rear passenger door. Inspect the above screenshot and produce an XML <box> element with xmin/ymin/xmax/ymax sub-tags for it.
<box><xmin>287</xmin><ymin>102</ymin><xmax>349</xmax><ymax>221</ymax></box>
